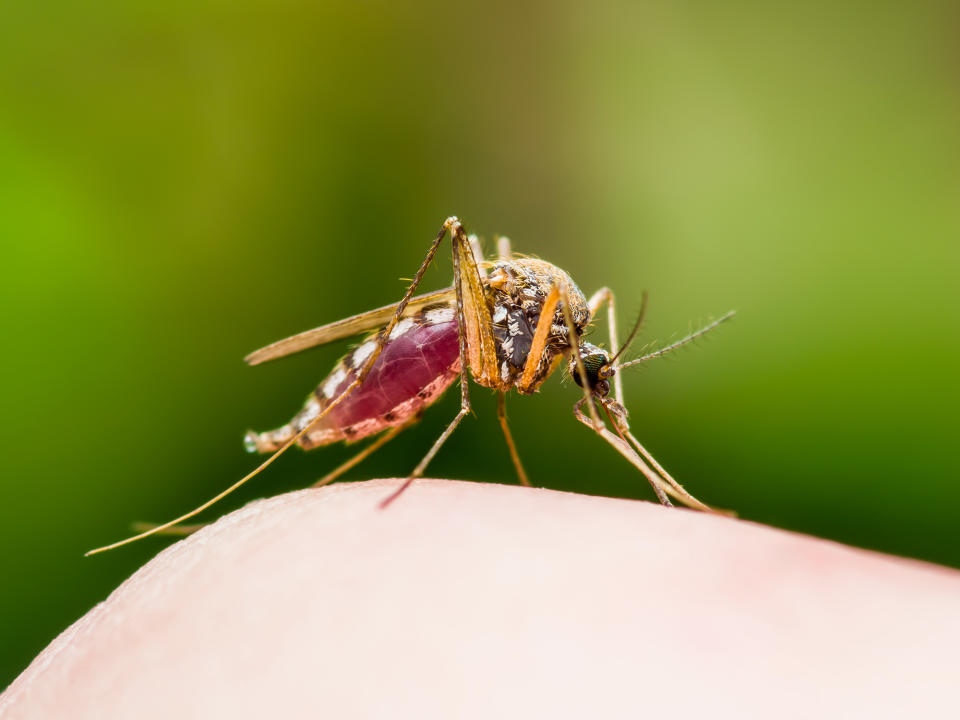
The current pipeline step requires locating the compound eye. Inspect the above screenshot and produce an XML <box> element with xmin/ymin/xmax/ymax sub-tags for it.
<box><xmin>570</xmin><ymin>344</ymin><xmax>610</xmax><ymax>393</ymax></box>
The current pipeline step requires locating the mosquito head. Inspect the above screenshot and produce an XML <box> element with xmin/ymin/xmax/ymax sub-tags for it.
<box><xmin>570</xmin><ymin>341</ymin><xmax>615</xmax><ymax>397</ymax></box>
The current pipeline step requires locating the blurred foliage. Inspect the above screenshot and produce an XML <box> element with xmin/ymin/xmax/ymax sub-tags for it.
<box><xmin>2</xmin><ymin>0</ymin><xmax>958</xmax><ymax>689</ymax></box>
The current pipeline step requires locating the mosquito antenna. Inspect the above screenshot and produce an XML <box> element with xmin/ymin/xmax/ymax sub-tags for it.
<box><xmin>617</xmin><ymin>311</ymin><xmax>735</xmax><ymax>371</ymax></box>
<box><xmin>607</xmin><ymin>291</ymin><xmax>649</xmax><ymax>366</ymax></box>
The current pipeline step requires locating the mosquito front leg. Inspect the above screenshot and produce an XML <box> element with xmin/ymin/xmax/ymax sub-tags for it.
<box><xmin>517</xmin><ymin>285</ymin><xmax>560</xmax><ymax>392</ymax></box>
<box><xmin>599</xmin><ymin>399</ymin><xmax>715</xmax><ymax>513</ymax></box>
<box><xmin>586</xmin><ymin>287</ymin><xmax>623</xmax><ymax>404</ymax></box>
<box><xmin>497</xmin><ymin>391</ymin><xmax>531</xmax><ymax>487</ymax></box>
<box><xmin>572</xmin><ymin>398</ymin><xmax>673</xmax><ymax>506</ymax></box>
<box><xmin>560</xmin><ymin>283</ymin><xmax>603</xmax><ymax>431</ymax></box>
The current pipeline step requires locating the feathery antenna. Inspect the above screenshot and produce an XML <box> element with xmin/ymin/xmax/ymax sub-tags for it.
<box><xmin>617</xmin><ymin>311</ymin><xmax>736</xmax><ymax>370</ymax></box>
<box><xmin>607</xmin><ymin>291</ymin><xmax>649</xmax><ymax>366</ymax></box>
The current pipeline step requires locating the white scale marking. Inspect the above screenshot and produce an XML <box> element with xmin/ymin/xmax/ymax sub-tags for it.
<box><xmin>322</xmin><ymin>367</ymin><xmax>347</xmax><ymax>398</ymax></box>
<box><xmin>492</xmin><ymin>305</ymin><xmax>508</xmax><ymax>323</ymax></box>
<box><xmin>352</xmin><ymin>340</ymin><xmax>378</xmax><ymax>369</ymax></box>
<box><xmin>425</xmin><ymin>307</ymin><xmax>455</xmax><ymax>324</ymax></box>
<box><xmin>389</xmin><ymin>318</ymin><xmax>416</xmax><ymax>340</ymax></box>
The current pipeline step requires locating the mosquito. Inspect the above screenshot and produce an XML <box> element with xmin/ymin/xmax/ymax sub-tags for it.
<box><xmin>87</xmin><ymin>216</ymin><xmax>734</xmax><ymax>555</ymax></box>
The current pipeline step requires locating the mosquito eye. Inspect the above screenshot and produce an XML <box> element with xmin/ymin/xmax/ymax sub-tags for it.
<box><xmin>570</xmin><ymin>344</ymin><xmax>610</xmax><ymax>392</ymax></box>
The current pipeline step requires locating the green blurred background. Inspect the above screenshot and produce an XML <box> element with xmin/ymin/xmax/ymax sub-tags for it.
<box><xmin>2</xmin><ymin>0</ymin><xmax>958</xmax><ymax>688</ymax></box>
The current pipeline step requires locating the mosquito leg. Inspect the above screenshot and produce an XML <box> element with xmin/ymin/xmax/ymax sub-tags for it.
<box><xmin>599</xmin><ymin>400</ymin><xmax>715</xmax><ymax>512</ymax></box>
<box><xmin>451</xmin><ymin>221</ymin><xmax>499</xmax><ymax>385</ymax></box>
<box><xmin>410</xmin><ymin>407</ymin><xmax>469</xmax><ymax>479</ymax></box>
<box><xmin>572</xmin><ymin>398</ymin><xmax>673</xmax><ymax>506</ymax></box>
<box><xmin>379</xmin><ymin>390</ymin><xmax>472</xmax><ymax>508</ymax></box>
<box><xmin>86</xmin><ymin>217</ymin><xmax>464</xmax><ymax>555</ymax></box>
<box><xmin>380</xmin><ymin>218</ymin><xmax>485</xmax><ymax>507</ymax></box>
<box><xmin>586</xmin><ymin>287</ymin><xmax>623</xmax><ymax>404</ymax></box>
<box><xmin>622</xmin><ymin>427</ymin><xmax>715</xmax><ymax>512</ymax></box>
<box><xmin>559</xmin><ymin>283</ymin><xmax>603</xmax><ymax>430</ymax></box>
<box><xmin>515</xmin><ymin>285</ymin><xmax>561</xmax><ymax>395</ymax></box>
<box><xmin>311</xmin><ymin>420</ymin><xmax>416</xmax><ymax>489</ymax></box>
<box><xmin>129</xmin><ymin>522</ymin><xmax>209</xmax><ymax>537</ymax></box>
<box><xmin>497</xmin><ymin>391</ymin><xmax>531</xmax><ymax>486</ymax></box>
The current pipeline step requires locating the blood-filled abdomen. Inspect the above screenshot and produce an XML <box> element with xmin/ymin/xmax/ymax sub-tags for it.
<box><xmin>245</xmin><ymin>308</ymin><xmax>460</xmax><ymax>453</ymax></box>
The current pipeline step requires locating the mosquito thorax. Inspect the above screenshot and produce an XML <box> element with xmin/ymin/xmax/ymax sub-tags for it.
<box><xmin>486</xmin><ymin>258</ymin><xmax>590</xmax><ymax>392</ymax></box>
<box><xmin>570</xmin><ymin>341</ymin><xmax>613</xmax><ymax>397</ymax></box>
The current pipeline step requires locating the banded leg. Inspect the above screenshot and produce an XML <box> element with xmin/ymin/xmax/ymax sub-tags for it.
<box><xmin>312</xmin><ymin>419</ymin><xmax>416</xmax><ymax>489</ymax></box>
<box><xmin>498</xmin><ymin>391</ymin><xmax>531</xmax><ymax>486</ymax></box>
<box><xmin>87</xmin><ymin>217</ymin><xmax>467</xmax><ymax>555</ymax></box>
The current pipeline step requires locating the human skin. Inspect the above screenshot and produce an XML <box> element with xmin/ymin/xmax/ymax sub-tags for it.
<box><xmin>2</xmin><ymin>478</ymin><xmax>959</xmax><ymax>719</ymax></box>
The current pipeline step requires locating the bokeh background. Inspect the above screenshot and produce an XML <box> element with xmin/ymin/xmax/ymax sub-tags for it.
<box><xmin>2</xmin><ymin>0</ymin><xmax>958</xmax><ymax>688</ymax></box>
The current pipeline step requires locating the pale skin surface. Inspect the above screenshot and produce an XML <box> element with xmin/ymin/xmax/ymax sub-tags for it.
<box><xmin>3</xmin><ymin>479</ymin><xmax>960</xmax><ymax>719</ymax></box>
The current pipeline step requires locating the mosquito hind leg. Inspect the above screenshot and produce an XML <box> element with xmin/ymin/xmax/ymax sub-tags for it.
<box><xmin>497</xmin><ymin>391</ymin><xmax>531</xmax><ymax>486</ymax></box>
<box><xmin>379</xmin><ymin>390</ymin><xmax>472</xmax><ymax>508</ymax></box>
<box><xmin>86</xmin><ymin>217</ymin><xmax>467</xmax><ymax>555</ymax></box>
<box><xmin>129</xmin><ymin>521</ymin><xmax>210</xmax><ymax>537</ymax></box>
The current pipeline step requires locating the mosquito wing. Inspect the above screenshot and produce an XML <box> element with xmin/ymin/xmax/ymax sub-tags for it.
<box><xmin>244</xmin><ymin>288</ymin><xmax>456</xmax><ymax>365</ymax></box>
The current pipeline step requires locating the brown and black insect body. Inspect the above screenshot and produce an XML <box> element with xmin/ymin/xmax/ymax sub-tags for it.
<box><xmin>87</xmin><ymin>217</ymin><xmax>734</xmax><ymax>555</ymax></box>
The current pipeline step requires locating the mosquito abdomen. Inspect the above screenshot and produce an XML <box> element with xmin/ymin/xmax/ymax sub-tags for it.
<box><xmin>245</xmin><ymin>306</ymin><xmax>460</xmax><ymax>453</ymax></box>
